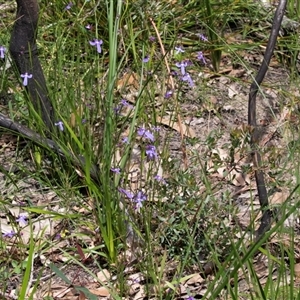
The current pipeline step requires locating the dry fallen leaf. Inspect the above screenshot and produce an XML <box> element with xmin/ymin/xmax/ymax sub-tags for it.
<box><xmin>78</xmin><ymin>291</ymin><xmax>86</xmax><ymax>300</ymax></box>
<box><xmin>269</xmin><ymin>190</ymin><xmax>289</xmax><ymax>205</ymax></box>
<box><xmin>89</xmin><ymin>287</ymin><xmax>110</xmax><ymax>297</ymax></box>
<box><xmin>228</xmin><ymin>83</ymin><xmax>239</xmax><ymax>99</ymax></box>
<box><xmin>133</xmin><ymin>286</ymin><xmax>146</xmax><ymax>300</ymax></box>
<box><xmin>51</xmin><ymin>285</ymin><xmax>72</xmax><ymax>298</ymax></box>
<box><xmin>117</xmin><ymin>72</ymin><xmax>139</xmax><ymax>91</ymax></box>
<box><xmin>156</xmin><ymin>115</ymin><xmax>195</xmax><ymax>138</ymax></box>
<box><xmin>185</xmin><ymin>273</ymin><xmax>205</xmax><ymax>285</ymax></box>
<box><xmin>97</xmin><ymin>269</ymin><xmax>111</xmax><ymax>283</ymax></box>
<box><xmin>129</xmin><ymin>283</ymin><xmax>141</xmax><ymax>296</ymax></box>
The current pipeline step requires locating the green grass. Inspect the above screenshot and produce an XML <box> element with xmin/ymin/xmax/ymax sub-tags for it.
<box><xmin>1</xmin><ymin>0</ymin><xmax>300</xmax><ymax>298</ymax></box>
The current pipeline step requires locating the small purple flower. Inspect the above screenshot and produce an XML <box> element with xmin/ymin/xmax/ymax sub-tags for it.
<box><xmin>121</xmin><ymin>136</ymin><xmax>129</xmax><ymax>144</ymax></box>
<box><xmin>65</xmin><ymin>2</ymin><xmax>73</xmax><ymax>10</ymax></box>
<box><xmin>164</xmin><ymin>90</ymin><xmax>173</xmax><ymax>99</ymax></box>
<box><xmin>197</xmin><ymin>33</ymin><xmax>208</xmax><ymax>42</ymax></box>
<box><xmin>154</xmin><ymin>174</ymin><xmax>166</xmax><ymax>184</ymax></box>
<box><xmin>197</xmin><ymin>51</ymin><xmax>206</xmax><ymax>64</ymax></box>
<box><xmin>82</xmin><ymin>118</ymin><xmax>87</xmax><ymax>124</ymax></box>
<box><xmin>134</xmin><ymin>191</ymin><xmax>147</xmax><ymax>209</ymax></box>
<box><xmin>185</xmin><ymin>59</ymin><xmax>193</xmax><ymax>66</ymax></box>
<box><xmin>0</xmin><ymin>46</ymin><xmax>6</xmax><ymax>59</ymax></box>
<box><xmin>146</xmin><ymin>145</ymin><xmax>158</xmax><ymax>160</ymax></box>
<box><xmin>175</xmin><ymin>46</ymin><xmax>185</xmax><ymax>54</ymax></box>
<box><xmin>149</xmin><ymin>36</ymin><xmax>156</xmax><ymax>42</ymax></box>
<box><xmin>115</xmin><ymin>99</ymin><xmax>133</xmax><ymax>114</ymax></box>
<box><xmin>132</xmin><ymin>277</ymin><xmax>140</xmax><ymax>283</ymax></box>
<box><xmin>3</xmin><ymin>230</ymin><xmax>16</xmax><ymax>238</ymax></box>
<box><xmin>142</xmin><ymin>55</ymin><xmax>149</xmax><ymax>63</ymax></box>
<box><xmin>187</xmin><ymin>297</ymin><xmax>195</xmax><ymax>300</ymax></box>
<box><xmin>16</xmin><ymin>214</ymin><xmax>27</xmax><ymax>226</ymax></box>
<box><xmin>175</xmin><ymin>61</ymin><xmax>188</xmax><ymax>75</ymax></box>
<box><xmin>55</xmin><ymin>233</ymin><xmax>61</xmax><ymax>240</ymax></box>
<box><xmin>137</xmin><ymin>127</ymin><xmax>155</xmax><ymax>142</ymax></box>
<box><xmin>55</xmin><ymin>121</ymin><xmax>64</xmax><ymax>131</ymax></box>
<box><xmin>120</xmin><ymin>99</ymin><xmax>133</xmax><ymax>108</ymax></box>
<box><xmin>118</xmin><ymin>187</ymin><xmax>134</xmax><ymax>199</ymax></box>
<box><xmin>20</xmin><ymin>73</ymin><xmax>32</xmax><ymax>86</ymax></box>
<box><xmin>111</xmin><ymin>167</ymin><xmax>121</xmax><ymax>174</ymax></box>
<box><xmin>182</xmin><ymin>73</ymin><xmax>194</xmax><ymax>87</ymax></box>
<box><xmin>151</xmin><ymin>126</ymin><xmax>160</xmax><ymax>132</ymax></box>
<box><xmin>89</xmin><ymin>39</ymin><xmax>103</xmax><ymax>53</ymax></box>
<box><xmin>85</xmin><ymin>24</ymin><xmax>92</xmax><ymax>30</ymax></box>
<box><xmin>114</xmin><ymin>105</ymin><xmax>122</xmax><ymax>114</ymax></box>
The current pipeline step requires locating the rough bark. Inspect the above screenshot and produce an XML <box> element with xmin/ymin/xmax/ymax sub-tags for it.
<box><xmin>9</xmin><ymin>0</ymin><xmax>54</xmax><ymax>130</ymax></box>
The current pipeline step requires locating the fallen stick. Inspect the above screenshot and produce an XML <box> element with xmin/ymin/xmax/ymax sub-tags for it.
<box><xmin>0</xmin><ymin>112</ymin><xmax>100</xmax><ymax>182</ymax></box>
<box><xmin>248</xmin><ymin>0</ymin><xmax>287</xmax><ymax>241</ymax></box>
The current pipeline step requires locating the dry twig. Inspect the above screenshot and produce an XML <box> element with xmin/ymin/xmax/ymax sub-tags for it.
<box><xmin>248</xmin><ymin>0</ymin><xmax>287</xmax><ymax>241</ymax></box>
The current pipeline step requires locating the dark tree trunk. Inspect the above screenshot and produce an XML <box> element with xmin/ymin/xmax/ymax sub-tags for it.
<box><xmin>9</xmin><ymin>0</ymin><xmax>54</xmax><ymax>131</ymax></box>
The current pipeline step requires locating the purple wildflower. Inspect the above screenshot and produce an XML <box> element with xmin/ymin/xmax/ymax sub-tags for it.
<box><xmin>164</xmin><ymin>90</ymin><xmax>173</xmax><ymax>99</ymax></box>
<box><xmin>154</xmin><ymin>174</ymin><xmax>166</xmax><ymax>184</ymax></box>
<box><xmin>182</xmin><ymin>73</ymin><xmax>194</xmax><ymax>87</ymax></box>
<box><xmin>120</xmin><ymin>99</ymin><xmax>133</xmax><ymax>107</ymax></box>
<box><xmin>185</xmin><ymin>59</ymin><xmax>193</xmax><ymax>66</ymax></box>
<box><xmin>134</xmin><ymin>191</ymin><xmax>147</xmax><ymax>209</ymax></box>
<box><xmin>89</xmin><ymin>39</ymin><xmax>103</xmax><ymax>53</ymax></box>
<box><xmin>111</xmin><ymin>167</ymin><xmax>121</xmax><ymax>174</ymax></box>
<box><xmin>121</xmin><ymin>136</ymin><xmax>129</xmax><ymax>144</ymax></box>
<box><xmin>175</xmin><ymin>46</ymin><xmax>185</xmax><ymax>54</ymax></box>
<box><xmin>118</xmin><ymin>187</ymin><xmax>134</xmax><ymax>199</ymax></box>
<box><xmin>197</xmin><ymin>51</ymin><xmax>206</xmax><ymax>64</ymax></box>
<box><xmin>54</xmin><ymin>121</ymin><xmax>64</xmax><ymax>131</ymax></box>
<box><xmin>114</xmin><ymin>99</ymin><xmax>133</xmax><ymax>115</ymax></box>
<box><xmin>0</xmin><ymin>46</ymin><xmax>6</xmax><ymax>59</ymax></box>
<box><xmin>16</xmin><ymin>214</ymin><xmax>27</xmax><ymax>226</ymax></box>
<box><xmin>175</xmin><ymin>61</ymin><xmax>188</xmax><ymax>75</ymax></box>
<box><xmin>3</xmin><ymin>230</ymin><xmax>16</xmax><ymax>238</ymax></box>
<box><xmin>65</xmin><ymin>2</ymin><xmax>73</xmax><ymax>10</ymax></box>
<box><xmin>55</xmin><ymin>233</ymin><xmax>61</xmax><ymax>240</ymax></box>
<box><xmin>187</xmin><ymin>297</ymin><xmax>195</xmax><ymax>300</ymax></box>
<box><xmin>82</xmin><ymin>118</ymin><xmax>87</xmax><ymax>124</ymax></box>
<box><xmin>149</xmin><ymin>36</ymin><xmax>156</xmax><ymax>42</ymax></box>
<box><xmin>197</xmin><ymin>33</ymin><xmax>208</xmax><ymax>42</ymax></box>
<box><xmin>114</xmin><ymin>105</ymin><xmax>121</xmax><ymax>114</ymax></box>
<box><xmin>20</xmin><ymin>73</ymin><xmax>32</xmax><ymax>86</ymax></box>
<box><xmin>132</xmin><ymin>277</ymin><xmax>140</xmax><ymax>283</ymax></box>
<box><xmin>145</xmin><ymin>145</ymin><xmax>158</xmax><ymax>160</ymax></box>
<box><xmin>85</xmin><ymin>24</ymin><xmax>92</xmax><ymax>30</ymax></box>
<box><xmin>137</xmin><ymin>127</ymin><xmax>155</xmax><ymax>142</ymax></box>
<box><xmin>151</xmin><ymin>126</ymin><xmax>160</xmax><ymax>132</ymax></box>
<box><xmin>142</xmin><ymin>55</ymin><xmax>149</xmax><ymax>63</ymax></box>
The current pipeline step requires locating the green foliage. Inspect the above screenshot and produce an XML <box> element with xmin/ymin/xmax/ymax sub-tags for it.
<box><xmin>204</xmin><ymin>0</ymin><xmax>222</xmax><ymax>72</ymax></box>
<box><xmin>1</xmin><ymin>0</ymin><xmax>300</xmax><ymax>298</ymax></box>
